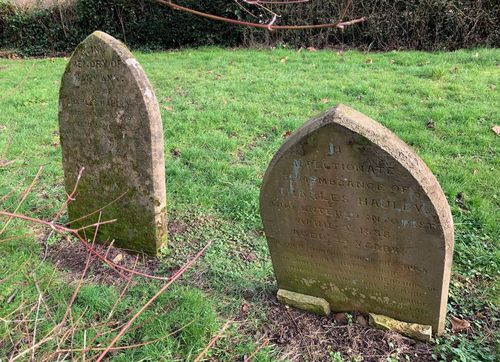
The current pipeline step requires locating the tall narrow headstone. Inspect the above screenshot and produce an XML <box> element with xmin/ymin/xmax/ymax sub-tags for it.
<box><xmin>59</xmin><ymin>31</ymin><xmax>167</xmax><ymax>255</ymax></box>
<box><xmin>260</xmin><ymin>105</ymin><xmax>454</xmax><ymax>334</ymax></box>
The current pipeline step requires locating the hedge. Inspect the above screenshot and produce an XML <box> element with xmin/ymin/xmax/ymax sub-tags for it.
<box><xmin>1</xmin><ymin>0</ymin><xmax>499</xmax><ymax>56</ymax></box>
<box><xmin>0</xmin><ymin>0</ymin><xmax>242</xmax><ymax>56</ymax></box>
<box><xmin>243</xmin><ymin>0</ymin><xmax>500</xmax><ymax>50</ymax></box>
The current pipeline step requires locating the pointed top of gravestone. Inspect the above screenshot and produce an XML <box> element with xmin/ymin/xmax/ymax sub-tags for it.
<box><xmin>59</xmin><ymin>31</ymin><xmax>167</xmax><ymax>255</ymax></box>
<box><xmin>260</xmin><ymin>105</ymin><xmax>454</xmax><ymax>334</ymax></box>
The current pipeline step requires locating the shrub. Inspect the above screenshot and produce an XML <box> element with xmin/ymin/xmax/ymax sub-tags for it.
<box><xmin>243</xmin><ymin>0</ymin><xmax>500</xmax><ymax>50</ymax></box>
<box><xmin>1</xmin><ymin>0</ymin><xmax>498</xmax><ymax>55</ymax></box>
<box><xmin>0</xmin><ymin>0</ymin><xmax>242</xmax><ymax>56</ymax></box>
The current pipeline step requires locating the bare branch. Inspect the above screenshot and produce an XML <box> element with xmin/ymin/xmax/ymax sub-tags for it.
<box><xmin>0</xmin><ymin>166</ymin><xmax>43</xmax><ymax>235</ymax></box>
<box><xmin>156</xmin><ymin>0</ymin><xmax>365</xmax><ymax>31</ymax></box>
<box><xmin>194</xmin><ymin>319</ymin><xmax>233</xmax><ymax>362</ymax></box>
<box><xmin>95</xmin><ymin>241</ymin><xmax>212</xmax><ymax>361</ymax></box>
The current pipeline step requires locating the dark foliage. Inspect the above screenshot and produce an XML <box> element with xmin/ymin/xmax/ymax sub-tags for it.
<box><xmin>0</xmin><ymin>0</ymin><xmax>242</xmax><ymax>56</ymax></box>
<box><xmin>1</xmin><ymin>0</ymin><xmax>498</xmax><ymax>56</ymax></box>
<box><xmin>243</xmin><ymin>0</ymin><xmax>500</xmax><ymax>50</ymax></box>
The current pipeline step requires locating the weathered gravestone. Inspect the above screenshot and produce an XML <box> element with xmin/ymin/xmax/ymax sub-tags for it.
<box><xmin>260</xmin><ymin>105</ymin><xmax>454</xmax><ymax>334</ymax></box>
<box><xmin>59</xmin><ymin>31</ymin><xmax>167</xmax><ymax>255</ymax></box>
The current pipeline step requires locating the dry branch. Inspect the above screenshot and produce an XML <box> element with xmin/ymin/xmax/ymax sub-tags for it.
<box><xmin>95</xmin><ymin>241</ymin><xmax>212</xmax><ymax>361</ymax></box>
<box><xmin>0</xmin><ymin>166</ymin><xmax>43</xmax><ymax>235</ymax></box>
<box><xmin>194</xmin><ymin>319</ymin><xmax>233</xmax><ymax>362</ymax></box>
<box><xmin>156</xmin><ymin>0</ymin><xmax>365</xmax><ymax>30</ymax></box>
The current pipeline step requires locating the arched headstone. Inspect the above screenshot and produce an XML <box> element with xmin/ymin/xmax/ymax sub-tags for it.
<box><xmin>59</xmin><ymin>31</ymin><xmax>167</xmax><ymax>255</ymax></box>
<box><xmin>260</xmin><ymin>105</ymin><xmax>454</xmax><ymax>334</ymax></box>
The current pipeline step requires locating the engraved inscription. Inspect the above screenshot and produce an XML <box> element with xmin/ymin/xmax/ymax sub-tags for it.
<box><xmin>59</xmin><ymin>31</ymin><xmax>167</xmax><ymax>255</ymax></box>
<box><xmin>260</xmin><ymin>106</ymin><xmax>454</xmax><ymax>334</ymax></box>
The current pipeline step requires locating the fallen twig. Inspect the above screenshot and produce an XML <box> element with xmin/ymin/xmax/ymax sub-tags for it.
<box><xmin>0</xmin><ymin>166</ymin><xmax>43</xmax><ymax>235</ymax></box>
<box><xmin>194</xmin><ymin>319</ymin><xmax>233</xmax><ymax>362</ymax></box>
<box><xmin>244</xmin><ymin>337</ymin><xmax>270</xmax><ymax>361</ymax></box>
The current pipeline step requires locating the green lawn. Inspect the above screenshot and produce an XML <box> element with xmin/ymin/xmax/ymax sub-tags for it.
<box><xmin>0</xmin><ymin>47</ymin><xmax>499</xmax><ymax>361</ymax></box>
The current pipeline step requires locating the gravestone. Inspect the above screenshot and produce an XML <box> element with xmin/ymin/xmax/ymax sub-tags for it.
<box><xmin>59</xmin><ymin>31</ymin><xmax>167</xmax><ymax>255</ymax></box>
<box><xmin>260</xmin><ymin>105</ymin><xmax>454</xmax><ymax>334</ymax></box>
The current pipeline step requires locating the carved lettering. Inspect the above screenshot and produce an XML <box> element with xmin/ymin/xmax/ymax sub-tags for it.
<box><xmin>261</xmin><ymin>106</ymin><xmax>454</xmax><ymax>334</ymax></box>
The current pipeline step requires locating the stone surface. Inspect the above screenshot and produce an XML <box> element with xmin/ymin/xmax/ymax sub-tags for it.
<box><xmin>356</xmin><ymin>315</ymin><xmax>368</xmax><ymax>327</ymax></box>
<box><xmin>369</xmin><ymin>313</ymin><xmax>432</xmax><ymax>342</ymax></box>
<box><xmin>260</xmin><ymin>105</ymin><xmax>454</xmax><ymax>334</ymax></box>
<box><xmin>333</xmin><ymin>312</ymin><xmax>348</xmax><ymax>324</ymax></box>
<box><xmin>277</xmin><ymin>289</ymin><xmax>331</xmax><ymax>316</ymax></box>
<box><xmin>59</xmin><ymin>31</ymin><xmax>167</xmax><ymax>255</ymax></box>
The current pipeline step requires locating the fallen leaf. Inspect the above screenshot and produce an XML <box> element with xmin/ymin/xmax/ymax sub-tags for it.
<box><xmin>320</xmin><ymin>98</ymin><xmax>329</xmax><ymax>104</ymax></box>
<box><xmin>390</xmin><ymin>59</ymin><xmax>395</xmax><ymax>64</ymax></box>
<box><xmin>306</xmin><ymin>46</ymin><xmax>317</xmax><ymax>52</ymax></box>
<box><xmin>491</xmin><ymin>125</ymin><xmax>500</xmax><ymax>136</ymax></box>
<box><xmin>283</xmin><ymin>130</ymin><xmax>292</xmax><ymax>138</ymax></box>
<box><xmin>163</xmin><ymin>97</ymin><xmax>172</xmax><ymax>102</ymax></box>
<box><xmin>334</xmin><ymin>312</ymin><xmax>348</xmax><ymax>324</ymax></box>
<box><xmin>112</xmin><ymin>253</ymin><xmax>123</xmax><ymax>264</ymax></box>
<box><xmin>170</xmin><ymin>148</ymin><xmax>181</xmax><ymax>158</ymax></box>
<box><xmin>455</xmin><ymin>192</ymin><xmax>469</xmax><ymax>212</ymax></box>
<box><xmin>240</xmin><ymin>301</ymin><xmax>250</xmax><ymax>314</ymax></box>
<box><xmin>365</xmin><ymin>58</ymin><xmax>373</xmax><ymax>64</ymax></box>
<box><xmin>489</xmin><ymin>84</ymin><xmax>496</xmax><ymax>91</ymax></box>
<box><xmin>240</xmin><ymin>251</ymin><xmax>257</xmax><ymax>262</ymax></box>
<box><xmin>450</xmin><ymin>316</ymin><xmax>471</xmax><ymax>333</ymax></box>
<box><xmin>0</xmin><ymin>124</ymin><xmax>6</xmax><ymax>132</ymax></box>
<box><xmin>356</xmin><ymin>315</ymin><xmax>368</xmax><ymax>327</ymax></box>
<box><xmin>163</xmin><ymin>106</ymin><xmax>173</xmax><ymax>111</ymax></box>
<box><xmin>426</xmin><ymin>119</ymin><xmax>435</xmax><ymax>129</ymax></box>
<box><xmin>280</xmin><ymin>57</ymin><xmax>288</xmax><ymax>64</ymax></box>
<box><xmin>215</xmin><ymin>74</ymin><xmax>222</xmax><ymax>80</ymax></box>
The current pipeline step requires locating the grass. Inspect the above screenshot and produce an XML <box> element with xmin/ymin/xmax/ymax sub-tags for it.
<box><xmin>0</xmin><ymin>47</ymin><xmax>499</xmax><ymax>360</ymax></box>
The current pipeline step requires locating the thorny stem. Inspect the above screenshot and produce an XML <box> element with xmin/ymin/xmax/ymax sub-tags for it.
<box><xmin>52</xmin><ymin>166</ymin><xmax>85</xmax><ymax>222</ymax></box>
<box><xmin>95</xmin><ymin>241</ymin><xmax>212</xmax><ymax>361</ymax></box>
<box><xmin>0</xmin><ymin>210</ymin><xmax>169</xmax><ymax>280</ymax></box>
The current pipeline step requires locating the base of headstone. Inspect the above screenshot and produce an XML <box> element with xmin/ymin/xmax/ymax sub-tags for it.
<box><xmin>277</xmin><ymin>289</ymin><xmax>331</xmax><ymax>316</ymax></box>
<box><xmin>369</xmin><ymin>313</ymin><xmax>432</xmax><ymax>342</ymax></box>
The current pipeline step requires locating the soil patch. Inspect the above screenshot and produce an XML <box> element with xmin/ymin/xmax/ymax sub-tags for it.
<box><xmin>243</xmin><ymin>300</ymin><xmax>433</xmax><ymax>361</ymax></box>
<box><xmin>46</xmin><ymin>237</ymin><xmax>160</xmax><ymax>285</ymax></box>
<box><xmin>44</xmin><ymin>218</ymin><xmax>197</xmax><ymax>284</ymax></box>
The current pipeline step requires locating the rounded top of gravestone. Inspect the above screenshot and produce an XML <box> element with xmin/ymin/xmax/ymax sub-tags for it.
<box><xmin>58</xmin><ymin>31</ymin><xmax>167</xmax><ymax>255</ymax></box>
<box><xmin>260</xmin><ymin>105</ymin><xmax>454</xmax><ymax>334</ymax></box>
<box><xmin>262</xmin><ymin>104</ymin><xmax>453</xmax><ymax>239</ymax></box>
